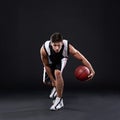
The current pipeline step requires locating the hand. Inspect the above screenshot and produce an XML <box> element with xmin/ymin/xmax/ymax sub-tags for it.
<box><xmin>51</xmin><ymin>80</ymin><xmax>56</xmax><ymax>87</ymax></box>
<box><xmin>87</xmin><ymin>71</ymin><xmax>95</xmax><ymax>80</ymax></box>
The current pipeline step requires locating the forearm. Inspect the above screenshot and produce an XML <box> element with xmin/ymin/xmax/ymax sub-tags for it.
<box><xmin>73</xmin><ymin>51</ymin><xmax>95</xmax><ymax>73</ymax></box>
<box><xmin>81</xmin><ymin>58</ymin><xmax>95</xmax><ymax>73</ymax></box>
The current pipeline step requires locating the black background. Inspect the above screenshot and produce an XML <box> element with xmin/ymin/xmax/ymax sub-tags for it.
<box><xmin>0</xmin><ymin>0</ymin><xmax>120</xmax><ymax>91</ymax></box>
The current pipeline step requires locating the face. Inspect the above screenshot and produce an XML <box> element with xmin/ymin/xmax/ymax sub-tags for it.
<box><xmin>51</xmin><ymin>42</ymin><xmax>63</xmax><ymax>53</ymax></box>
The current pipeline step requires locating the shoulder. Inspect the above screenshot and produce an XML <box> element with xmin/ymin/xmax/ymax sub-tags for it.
<box><xmin>40</xmin><ymin>40</ymin><xmax>50</xmax><ymax>50</ymax></box>
<box><xmin>63</xmin><ymin>39</ymin><xmax>69</xmax><ymax>44</ymax></box>
<box><xmin>40</xmin><ymin>46</ymin><xmax>45</xmax><ymax>54</ymax></box>
<box><xmin>69</xmin><ymin>44</ymin><xmax>78</xmax><ymax>54</ymax></box>
<box><xmin>44</xmin><ymin>40</ymin><xmax>50</xmax><ymax>49</ymax></box>
<box><xmin>40</xmin><ymin>41</ymin><xmax>50</xmax><ymax>56</ymax></box>
<box><xmin>43</xmin><ymin>40</ymin><xmax>50</xmax><ymax>48</ymax></box>
<box><xmin>63</xmin><ymin>39</ymin><xmax>69</xmax><ymax>48</ymax></box>
<box><xmin>44</xmin><ymin>40</ymin><xmax>50</xmax><ymax>44</ymax></box>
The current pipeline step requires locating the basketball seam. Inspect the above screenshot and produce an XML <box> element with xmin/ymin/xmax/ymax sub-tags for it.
<box><xmin>78</xmin><ymin>69</ymin><xmax>86</xmax><ymax>77</ymax></box>
<box><xmin>78</xmin><ymin>69</ymin><xmax>89</xmax><ymax>80</ymax></box>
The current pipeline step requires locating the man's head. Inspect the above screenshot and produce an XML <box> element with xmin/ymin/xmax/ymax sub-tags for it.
<box><xmin>50</xmin><ymin>32</ymin><xmax>63</xmax><ymax>43</ymax></box>
<box><xmin>50</xmin><ymin>32</ymin><xmax>63</xmax><ymax>53</ymax></box>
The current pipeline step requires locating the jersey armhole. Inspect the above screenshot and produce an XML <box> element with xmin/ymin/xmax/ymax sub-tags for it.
<box><xmin>43</xmin><ymin>44</ymin><xmax>48</xmax><ymax>56</ymax></box>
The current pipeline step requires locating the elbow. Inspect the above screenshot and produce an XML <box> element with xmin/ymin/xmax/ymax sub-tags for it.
<box><xmin>44</xmin><ymin>64</ymin><xmax>50</xmax><ymax>68</ymax></box>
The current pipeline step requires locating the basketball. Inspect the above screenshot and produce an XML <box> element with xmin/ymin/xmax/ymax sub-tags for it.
<box><xmin>74</xmin><ymin>65</ymin><xmax>90</xmax><ymax>81</ymax></box>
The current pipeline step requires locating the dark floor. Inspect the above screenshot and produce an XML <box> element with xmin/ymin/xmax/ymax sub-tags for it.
<box><xmin>0</xmin><ymin>84</ymin><xmax>120</xmax><ymax>120</ymax></box>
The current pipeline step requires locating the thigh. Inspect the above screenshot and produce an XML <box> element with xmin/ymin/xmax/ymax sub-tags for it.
<box><xmin>51</xmin><ymin>63</ymin><xmax>61</xmax><ymax>71</ymax></box>
<box><xmin>42</xmin><ymin>63</ymin><xmax>61</xmax><ymax>85</ymax></box>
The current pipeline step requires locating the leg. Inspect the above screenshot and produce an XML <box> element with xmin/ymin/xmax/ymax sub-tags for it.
<box><xmin>54</xmin><ymin>69</ymin><xmax>64</xmax><ymax>98</ymax></box>
<box><xmin>50</xmin><ymin>69</ymin><xmax>64</xmax><ymax>110</ymax></box>
<box><xmin>49</xmin><ymin>87</ymin><xmax>57</xmax><ymax>99</ymax></box>
<box><xmin>42</xmin><ymin>67</ymin><xmax>52</xmax><ymax>86</ymax></box>
<box><xmin>43</xmin><ymin>67</ymin><xmax>57</xmax><ymax>98</ymax></box>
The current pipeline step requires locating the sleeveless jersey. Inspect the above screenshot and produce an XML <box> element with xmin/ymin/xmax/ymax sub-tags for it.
<box><xmin>43</xmin><ymin>39</ymin><xmax>69</xmax><ymax>65</ymax></box>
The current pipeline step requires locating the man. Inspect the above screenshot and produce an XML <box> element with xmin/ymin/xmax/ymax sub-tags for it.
<box><xmin>40</xmin><ymin>32</ymin><xmax>95</xmax><ymax>111</ymax></box>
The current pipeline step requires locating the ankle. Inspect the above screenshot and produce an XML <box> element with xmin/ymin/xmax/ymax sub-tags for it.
<box><xmin>56</xmin><ymin>97</ymin><xmax>61</xmax><ymax>100</ymax></box>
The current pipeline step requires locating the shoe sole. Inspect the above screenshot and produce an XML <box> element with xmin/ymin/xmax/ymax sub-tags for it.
<box><xmin>50</xmin><ymin>106</ymin><xmax>64</xmax><ymax>111</ymax></box>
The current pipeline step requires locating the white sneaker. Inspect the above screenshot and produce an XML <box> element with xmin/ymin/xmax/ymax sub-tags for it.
<box><xmin>50</xmin><ymin>97</ymin><xmax>64</xmax><ymax>111</ymax></box>
<box><xmin>49</xmin><ymin>87</ymin><xmax>57</xmax><ymax>99</ymax></box>
<box><xmin>55</xmin><ymin>99</ymin><xmax>64</xmax><ymax>110</ymax></box>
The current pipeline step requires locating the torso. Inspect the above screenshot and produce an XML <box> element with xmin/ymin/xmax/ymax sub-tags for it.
<box><xmin>43</xmin><ymin>40</ymin><xmax>69</xmax><ymax>65</ymax></box>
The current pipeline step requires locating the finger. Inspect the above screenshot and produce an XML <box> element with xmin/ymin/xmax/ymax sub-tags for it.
<box><xmin>87</xmin><ymin>75</ymin><xmax>93</xmax><ymax>80</ymax></box>
<box><xmin>88</xmin><ymin>75</ymin><xmax>91</xmax><ymax>78</ymax></box>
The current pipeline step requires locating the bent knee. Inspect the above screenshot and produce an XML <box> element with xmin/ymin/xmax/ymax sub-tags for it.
<box><xmin>54</xmin><ymin>69</ymin><xmax>62</xmax><ymax>77</ymax></box>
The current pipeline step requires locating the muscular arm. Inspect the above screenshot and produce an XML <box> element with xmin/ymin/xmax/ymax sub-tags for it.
<box><xmin>40</xmin><ymin>46</ymin><xmax>55</xmax><ymax>82</ymax></box>
<box><xmin>69</xmin><ymin>44</ymin><xmax>95</xmax><ymax>79</ymax></box>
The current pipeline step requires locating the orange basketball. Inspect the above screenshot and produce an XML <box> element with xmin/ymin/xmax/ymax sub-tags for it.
<box><xmin>74</xmin><ymin>65</ymin><xmax>90</xmax><ymax>81</ymax></box>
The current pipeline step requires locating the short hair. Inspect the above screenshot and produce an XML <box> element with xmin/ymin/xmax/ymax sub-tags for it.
<box><xmin>50</xmin><ymin>32</ymin><xmax>63</xmax><ymax>42</ymax></box>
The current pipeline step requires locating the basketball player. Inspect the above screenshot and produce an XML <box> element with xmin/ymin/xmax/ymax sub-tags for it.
<box><xmin>40</xmin><ymin>32</ymin><xmax>95</xmax><ymax>110</ymax></box>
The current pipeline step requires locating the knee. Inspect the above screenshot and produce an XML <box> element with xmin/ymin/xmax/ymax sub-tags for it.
<box><xmin>54</xmin><ymin>70</ymin><xmax>62</xmax><ymax>77</ymax></box>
